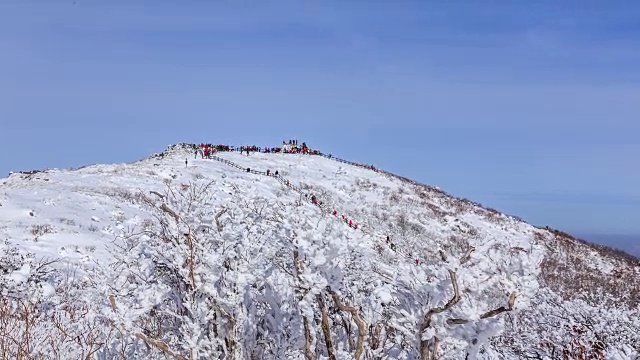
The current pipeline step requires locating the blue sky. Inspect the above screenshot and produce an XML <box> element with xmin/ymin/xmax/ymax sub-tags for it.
<box><xmin>1</xmin><ymin>1</ymin><xmax>639</xmax><ymax>254</ymax></box>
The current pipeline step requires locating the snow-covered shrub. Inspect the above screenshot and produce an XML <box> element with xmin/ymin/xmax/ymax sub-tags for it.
<box><xmin>493</xmin><ymin>288</ymin><xmax>640</xmax><ymax>359</ymax></box>
<box><xmin>30</xmin><ymin>223</ymin><xmax>54</xmax><ymax>240</ymax></box>
<box><xmin>0</xmin><ymin>245</ymin><xmax>108</xmax><ymax>359</ymax></box>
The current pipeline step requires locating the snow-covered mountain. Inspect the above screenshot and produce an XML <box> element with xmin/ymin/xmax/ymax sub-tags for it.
<box><xmin>0</xmin><ymin>143</ymin><xmax>638</xmax><ymax>360</ymax></box>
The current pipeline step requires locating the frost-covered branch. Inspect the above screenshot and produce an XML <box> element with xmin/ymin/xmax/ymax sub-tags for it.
<box><xmin>446</xmin><ymin>292</ymin><xmax>518</xmax><ymax>325</ymax></box>
<box><xmin>419</xmin><ymin>269</ymin><xmax>460</xmax><ymax>359</ymax></box>
<box><xmin>328</xmin><ymin>287</ymin><xmax>368</xmax><ymax>360</ymax></box>
<box><xmin>134</xmin><ymin>332</ymin><xmax>188</xmax><ymax>360</ymax></box>
<box><xmin>109</xmin><ymin>293</ymin><xmax>188</xmax><ymax>360</ymax></box>
<box><xmin>149</xmin><ymin>190</ymin><xmax>165</xmax><ymax>199</ymax></box>
<box><xmin>479</xmin><ymin>292</ymin><xmax>518</xmax><ymax>319</ymax></box>
<box><xmin>418</xmin><ymin>245</ymin><xmax>476</xmax><ymax>360</ymax></box>
<box><xmin>160</xmin><ymin>203</ymin><xmax>180</xmax><ymax>223</ymax></box>
<box><xmin>215</xmin><ymin>207</ymin><xmax>227</xmax><ymax>233</ymax></box>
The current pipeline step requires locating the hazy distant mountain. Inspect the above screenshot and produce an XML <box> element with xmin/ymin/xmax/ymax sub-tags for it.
<box><xmin>578</xmin><ymin>234</ymin><xmax>640</xmax><ymax>258</ymax></box>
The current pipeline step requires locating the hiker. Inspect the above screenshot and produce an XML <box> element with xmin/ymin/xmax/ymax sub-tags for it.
<box><xmin>194</xmin><ymin>148</ymin><xmax>198</xmax><ymax>159</ymax></box>
<box><xmin>246</xmin><ymin>167</ymin><xmax>250</xmax><ymax>172</ymax></box>
<box><xmin>266</xmin><ymin>169</ymin><xmax>270</xmax><ymax>176</ymax></box>
<box><xmin>311</xmin><ymin>195</ymin><xmax>317</xmax><ymax>204</ymax></box>
<box><xmin>185</xmin><ymin>159</ymin><xmax>188</xmax><ymax>167</ymax></box>
<box><xmin>390</xmin><ymin>243</ymin><xmax>396</xmax><ymax>252</ymax></box>
<box><xmin>415</xmin><ymin>258</ymin><xmax>419</xmax><ymax>266</ymax></box>
<box><xmin>354</xmin><ymin>224</ymin><xmax>358</xmax><ymax>230</ymax></box>
<box><xmin>275</xmin><ymin>170</ymin><xmax>279</xmax><ymax>176</ymax></box>
<box><xmin>386</xmin><ymin>235</ymin><xmax>390</xmax><ymax>243</ymax></box>
<box><xmin>333</xmin><ymin>210</ymin><xmax>337</xmax><ymax>216</ymax></box>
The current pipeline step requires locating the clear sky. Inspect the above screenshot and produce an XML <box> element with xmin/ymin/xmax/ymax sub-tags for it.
<box><xmin>1</xmin><ymin>1</ymin><xmax>639</xmax><ymax>254</ymax></box>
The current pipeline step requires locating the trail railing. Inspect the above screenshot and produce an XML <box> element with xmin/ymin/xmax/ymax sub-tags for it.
<box><xmin>207</xmin><ymin>154</ymin><xmax>415</xmax><ymax>262</ymax></box>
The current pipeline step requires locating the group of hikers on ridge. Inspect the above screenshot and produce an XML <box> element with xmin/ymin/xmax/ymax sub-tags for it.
<box><xmin>193</xmin><ymin>140</ymin><xmax>320</xmax><ymax>159</ymax></box>
<box><xmin>307</xmin><ymin>192</ymin><xmax>416</xmax><ymax>263</ymax></box>
<box><xmin>188</xmin><ymin>141</ymin><xmax>419</xmax><ymax>265</ymax></box>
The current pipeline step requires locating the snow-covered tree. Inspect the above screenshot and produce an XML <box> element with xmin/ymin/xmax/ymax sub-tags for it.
<box><xmin>103</xmin><ymin>180</ymin><xmax>287</xmax><ymax>358</ymax></box>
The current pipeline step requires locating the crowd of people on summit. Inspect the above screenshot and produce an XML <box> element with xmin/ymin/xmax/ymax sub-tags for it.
<box><xmin>188</xmin><ymin>140</ymin><xmax>416</xmax><ymax>264</ymax></box>
<box><xmin>193</xmin><ymin>140</ymin><xmax>320</xmax><ymax>159</ymax></box>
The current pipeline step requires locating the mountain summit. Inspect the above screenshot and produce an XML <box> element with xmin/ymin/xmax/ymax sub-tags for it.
<box><xmin>1</xmin><ymin>143</ymin><xmax>638</xmax><ymax>359</ymax></box>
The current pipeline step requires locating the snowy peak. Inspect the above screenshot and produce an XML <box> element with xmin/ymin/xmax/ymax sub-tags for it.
<box><xmin>0</xmin><ymin>143</ymin><xmax>638</xmax><ymax>359</ymax></box>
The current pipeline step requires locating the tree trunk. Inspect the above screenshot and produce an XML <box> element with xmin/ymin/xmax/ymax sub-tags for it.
<box><xmin>341</xmin><ymin>314</ymin><xmax>354</xmax><ymax>352</ymax></box>
<box><xmin>317</xmin><ymin>294</ymin><xmax>337</xmax><ymax>360</ymax></box>
<box><xmin>328</xmin><ymin>288</ymin><xmax>367</xmax><ymax>360</ymax></box>
<box><xmin>419</xmin><ymin>270</ymin><xmax>460</xmax><ymax>360</ymax></box>
<box><xmin>294</xmin><ymin>249</ymin><xmax>316</xmax><ymax>360</ymax></box>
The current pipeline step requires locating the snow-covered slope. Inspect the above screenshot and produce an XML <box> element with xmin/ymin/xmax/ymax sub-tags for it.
<box><xmin>0</xmin><ymin>144</ymin><xmax>638</xmax><ymax>359</ymax></box>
